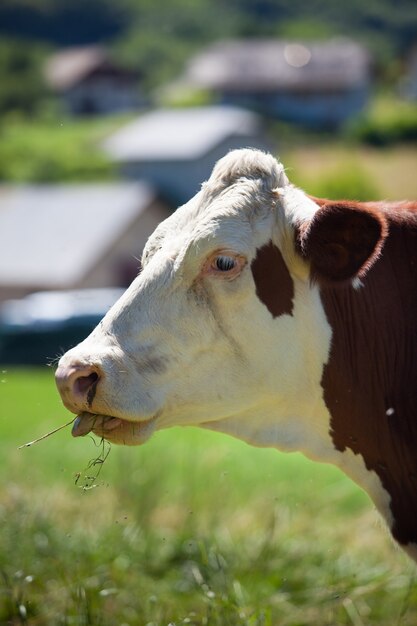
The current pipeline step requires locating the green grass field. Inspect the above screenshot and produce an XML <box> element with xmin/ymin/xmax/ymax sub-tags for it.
<box><xmin>1</xmin><ymin>368</ymin><xmax>416</xmax><ymax>625</ymax></box>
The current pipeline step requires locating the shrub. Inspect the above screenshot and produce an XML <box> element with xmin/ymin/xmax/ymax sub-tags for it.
<box><xmin>0</xmin><ymin>37</ymin><xmax>50</xmax><ymax>116</ymax></box>
<box><xmin>0</xmin><ymin>116</ymin><xmax>119</xmax><ymax>183</ymax></box>
<box><xmin>306</xmin><ymin>164</ymin><xmax>379</xmax><ymax>201</ymax></box>
<box><xmin>291</xmin><ymin>161</ymin><xmax>380</xmax><ymax>202</ymax></box>
<box><xmin>348</xmin><ymin>98</ymin><xmax>417</xmax><ymax>146</ymax></box>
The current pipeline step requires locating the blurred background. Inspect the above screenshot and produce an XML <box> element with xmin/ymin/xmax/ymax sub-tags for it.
<box><xmin>1</xmin><ymin>2</ymin><xmax>417</xmax><ymax>624</ymax></box>
<box><xmin>0</xmin><ymin>0</ymin><xmax>417</xmax><ymax>363</ymax></box>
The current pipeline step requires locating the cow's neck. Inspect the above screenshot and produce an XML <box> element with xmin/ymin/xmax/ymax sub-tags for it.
<box><xmin>320</xmin><ymin>217</ymin><xmax>417</xmax><ymax>547</ymax></box>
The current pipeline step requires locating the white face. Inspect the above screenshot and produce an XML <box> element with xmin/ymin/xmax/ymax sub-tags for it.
<box><xmin>57</xmin><ymin>149</ymin><xmax>332</xmax><ymax>452</ymax></box>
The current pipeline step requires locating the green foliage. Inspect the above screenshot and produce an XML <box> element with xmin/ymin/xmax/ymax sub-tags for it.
<box><xmin>113</xmin><ymin>0</ymin><xmax>241</xmax><ymax>91</ymax></box>
<box><xmin>160</xmin><ymin>86</ymin><xmax>216</xmax><ymax>109</ymax></box>
<box><xmin>285</xmin><ymin>149</ymin><xmax>381</xmax><ymax>201</ymax></box>
<box><xmin>304</xmin><ymin>163</ymin><xmax>380</xmax><ymax>201</ymax></box>
<box><xmin>0</xmin><ymin>117</ymin><xmax>120</xmax><ymax>182</ymax></box>
<box><xmin>115</xmin><ymin>30</ymin><xmax>199</xmax><ymax>93</ymax></box>
<box><xmin>348</xmin><ymin>98</ymin><xmax>417</xmax><ymax>146</ymax></box>
<box><xmin>276</xmin><ymin>18</ymin><xmax>336</xmax><ymax>40</ymax></box>
<box><xmin>1</xmin><ymin>368</ymin><xmax>417</xmax><ymax>624</ymax></box>
<box><xmin>0</xmin><ymin>38</ymin><xmax>50</xmax><ymax>116</ymax></box>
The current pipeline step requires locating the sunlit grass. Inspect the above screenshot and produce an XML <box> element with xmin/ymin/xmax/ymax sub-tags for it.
<box><xmin>283</xmin><ymin>145</ymin><xmax>417</xmax><ymax>201</ymax></box>
<box><xmin>0</xmin><ymin>368</ymin><xmax>416</xmax><ymax>625</ymax></box>
<box><xmin>0</xmin><ymin>115</ymin><xmax>129</xmax><ymax>183</ymax></box>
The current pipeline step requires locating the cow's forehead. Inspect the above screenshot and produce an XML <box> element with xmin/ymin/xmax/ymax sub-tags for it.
<box><xmin>142</xmin><ymin>149</ymin><xmax>321</xmax><ymax>273</ymax></box>
<box><xmin>185</xmin><ymin>175</ymin><xmax>279</xmax><ymax>225</ymax></box>
<box><xmin>143</xmin><ymin>174</ymin><xmax>287</xmax><ymax>268</ymax></box>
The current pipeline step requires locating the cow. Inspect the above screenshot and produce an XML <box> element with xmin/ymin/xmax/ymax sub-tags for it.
<box><xmin>55</xmin><ymin>149</ymin><xmax>417</xmax><ymax>561</ymax></box>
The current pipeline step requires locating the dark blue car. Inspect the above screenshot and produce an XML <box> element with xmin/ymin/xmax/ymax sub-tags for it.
<box><xmin>0</xmin><ymin>288</ymin><xmax>124</xmax><ymax>365</ymax></box>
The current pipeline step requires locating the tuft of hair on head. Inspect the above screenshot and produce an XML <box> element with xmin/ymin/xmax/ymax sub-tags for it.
<box><xmin>207</xmin><ymin>148</ymin><xmax>288</xmax><ymax>193</ymax></box>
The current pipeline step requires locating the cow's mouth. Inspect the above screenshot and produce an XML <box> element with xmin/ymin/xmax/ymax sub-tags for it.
<box><xmin>72</xmin><ymin>412</ymin><xmax>123</xmax><ymax>437</ymax></box>
<box><xmin>71</xmin><ymin>411</ymin><xmax>159</xmax><ymax>446</ymax></box>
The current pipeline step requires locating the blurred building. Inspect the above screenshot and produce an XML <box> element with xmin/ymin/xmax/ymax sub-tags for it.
<box><xmin>0</xmin><ymin>182</ymin><xmax>170</xmax><ymax>302</ymax></box>
<box><xmin>102</xmin><ymin>105</ymin><xmax>271</xmax><ymax>205</ymax></box>
<box><xmin>400</xmin><ymin>46</ymin><xmax>417</xmax><ymax>100</ymax></box>
<box><xmin>180</xmin><ymin>38</ymin><xmax>371</xmax><ymax>129</ymax></box>
<box><xmin>44</xmin><ymin>46</ymin><xmax>144</xmax><ymax>115</ymax></box>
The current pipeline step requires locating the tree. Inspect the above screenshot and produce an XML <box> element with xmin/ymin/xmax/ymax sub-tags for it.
<box><xmin>0</xmin><ymin>38</ymin><xmax>50</xmax><ymax>116</ymax></box>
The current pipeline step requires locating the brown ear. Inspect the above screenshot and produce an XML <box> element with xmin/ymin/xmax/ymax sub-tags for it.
<box><xmin>298</xmin><ymin>202</ymin><xmax>388</xmax><ymax>284</ymax></box>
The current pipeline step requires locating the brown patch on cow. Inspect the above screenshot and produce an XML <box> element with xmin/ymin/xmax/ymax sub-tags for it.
<box><xmin>251</xmin><ymin>241</ymin><xmax>294</xmax><ymax>318</ymax></box>
<box><xmin>315</xmin><ymin>202</ymin><xmax>417</xmax><ymax>547</ymax></box>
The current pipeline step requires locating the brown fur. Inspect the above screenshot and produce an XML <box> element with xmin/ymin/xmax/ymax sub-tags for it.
<box><xmin>251</xmin><ymin>242</ymin><xmax>294</xmax><ymax>318</ymax></box>
<box><xmin>301</xmin><ymin>199</ymin><xmax>417</xmax><ymax>547</ymax></box>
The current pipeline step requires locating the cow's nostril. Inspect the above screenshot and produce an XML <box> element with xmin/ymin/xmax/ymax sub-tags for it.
<box><xmin>56</xmin><ymin>363</ymin><xmax>102</xmax><ymax>411</ymax></box>
<box><xmin>74</xmin><ymin>372</ymin><xmax>99</xmax><ymax>396</ymax></box>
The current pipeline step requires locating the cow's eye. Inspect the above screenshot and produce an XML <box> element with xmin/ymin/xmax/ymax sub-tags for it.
<box><xmin>203</xmin><ymin>250</ymin><xmax>246</xmax><ymax>279</ymax></box>
<box><xmin>215</xmin><ymin>255</ymin><xmax>236</xmax><ymax>272</ymax></box>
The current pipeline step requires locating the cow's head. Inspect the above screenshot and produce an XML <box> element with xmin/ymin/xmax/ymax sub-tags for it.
<box><xmin>56</xmin><ymin>149</ymin><xmax>386</xmax><ymax>453</ymax></box>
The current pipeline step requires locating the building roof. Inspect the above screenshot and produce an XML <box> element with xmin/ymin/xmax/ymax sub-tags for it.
<box><xmin>0</xmin><ymin>182</ymin><xmax>155</xmax><ymax>289</ymax></box>
<box><xmin>102</xmin><ymin>106</ymin><xmax>262</xmax><ymax>162</ymax></box>
<box><xmin>184</xmin><ymin>38</ymin><xmax>370</xmax><ymax>92</ymax></box>
<box><xmin>44</xmin><ymin>46</ymin><xmax>134</xmax><ymax>91</ymax></box>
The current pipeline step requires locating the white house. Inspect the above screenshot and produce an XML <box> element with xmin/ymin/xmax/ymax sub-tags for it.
<box><xmin>180</xmin><ymin>38</ymin><xmax>371</xmax><ymax>128</ymax></box>
<box><xmin>44</xmin><ymin>46</ymin><xmax>144</xmax><ymax>115</ymax></box>
<box><xmin>0</xmin><ymin>182</ymin><xmax>170</xmax><ymax>302</ymax></box>
<box><xmin>102</xmin><ymin>106</ymin><xmax>271</xmax><ymax>205</ymax></box>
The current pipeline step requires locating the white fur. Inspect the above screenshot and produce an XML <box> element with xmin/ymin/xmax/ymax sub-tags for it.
<box><xmin>278</xmin><ymin>184</ymin><xmax>319</xmax><ymax>225</ymax></box>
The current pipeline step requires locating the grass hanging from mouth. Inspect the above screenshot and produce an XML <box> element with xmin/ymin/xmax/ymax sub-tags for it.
<box><xmin>75</xmin><ymin>436</ymin><xmax>112</xmax><ymax>491</ymax></box>
<box><xmin>18</xmin><ymin>417</ymin><xmax>112</xmax><ymax>491</ymax></box>
<box><xmin>18</xmin><ymin>417</ymin><xmax>77</xmax><ymax>448</ymax></box>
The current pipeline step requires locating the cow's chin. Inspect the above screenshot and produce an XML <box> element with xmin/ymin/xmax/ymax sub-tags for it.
<box><xmin>71</xmin><ymin>412</ymin><xmax>157</xmax><ymax>446</ymax></box>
